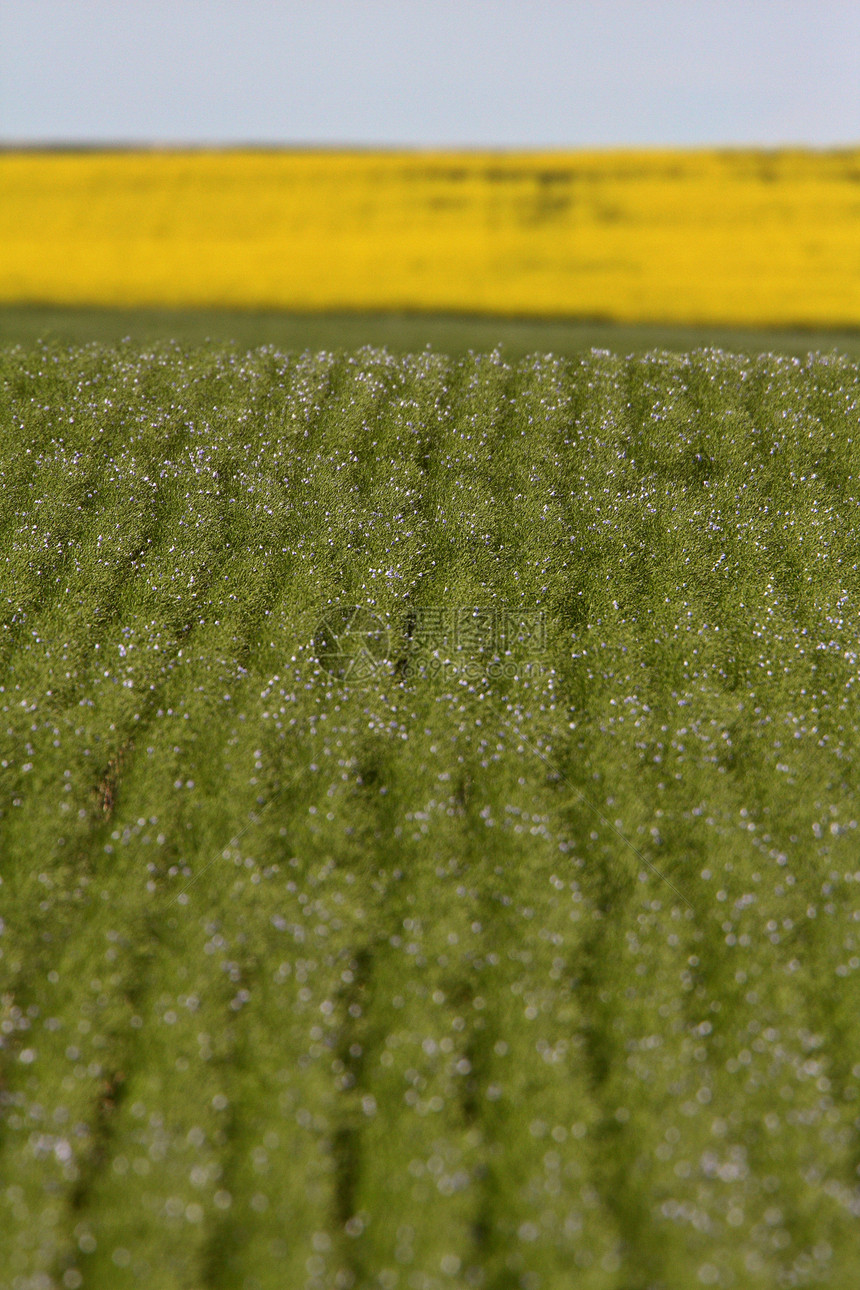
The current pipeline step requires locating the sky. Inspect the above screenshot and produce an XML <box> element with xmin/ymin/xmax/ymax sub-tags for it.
<box><xmin>2</xmin><ymin>0</ymin><xmax>859</xmax><ymax>149</ymax></box>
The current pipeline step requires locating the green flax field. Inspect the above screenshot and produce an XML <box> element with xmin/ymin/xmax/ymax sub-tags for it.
<box><xmin>2</xmin><ymin>340</ymin><xmax>860</xmax><ymax>1290</ymax></box>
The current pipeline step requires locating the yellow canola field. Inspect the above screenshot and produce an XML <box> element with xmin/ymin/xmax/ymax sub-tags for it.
<box><xmin>2</xmin><ymin>148</ymin><xmax>860</xmax><ymax>326</ymax></box>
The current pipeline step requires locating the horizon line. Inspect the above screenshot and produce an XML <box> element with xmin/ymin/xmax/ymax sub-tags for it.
<box><xmin>2</xmin><ymin>139</ymin><xmax>860</xmax><ymax>156</ymax></box>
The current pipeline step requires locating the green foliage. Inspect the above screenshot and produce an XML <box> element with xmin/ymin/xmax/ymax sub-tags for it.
<box><xmin>4</xmin><ymin>304</ymin><xmax>860</xmax><ymax>361</ymax></box>
<box><xmin>2</xmin><ymin>339</ymin><xmax>860</xmax><ymax>1288</ymax></box>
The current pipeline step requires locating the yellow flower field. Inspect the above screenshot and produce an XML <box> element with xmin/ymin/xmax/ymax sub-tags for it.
<box><xmin>1</xmin><ymin>147</ymin><xmax>859</xmax><ymax>325</ymax></box>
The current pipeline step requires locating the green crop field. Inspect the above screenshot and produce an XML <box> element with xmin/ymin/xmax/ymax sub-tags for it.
<box><xmin>3</xmin><ymin>338</ymin><xmax>860</xmax><ymax>1290</ymax></box>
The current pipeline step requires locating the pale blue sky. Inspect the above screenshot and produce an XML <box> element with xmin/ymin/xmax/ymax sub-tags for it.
<box><xmin>2</xmin><ymin>0</ymin><xmax>859</xmax><ymax>148</ymax></box>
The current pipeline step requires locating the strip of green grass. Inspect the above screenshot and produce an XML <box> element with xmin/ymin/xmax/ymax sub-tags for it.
<box><xmin>2</xmin><ymin>340</ymin><xmax>860</xmax><ymax>1288</ymax></box>
<box><xmin>2</xmin><ymin>303</ymin><xmax>860</xmax><ymax>360</ymax></box>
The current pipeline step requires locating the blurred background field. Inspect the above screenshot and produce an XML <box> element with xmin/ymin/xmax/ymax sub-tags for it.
<box><xmin>2</xmin><ymin>147</ymin><xmax>860</xmax><ymax>343</ymax></box>
<box><xmin>2</xmin><ymin>302</ymin><xmax>860</xmax><ymax>360</ymax></box>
